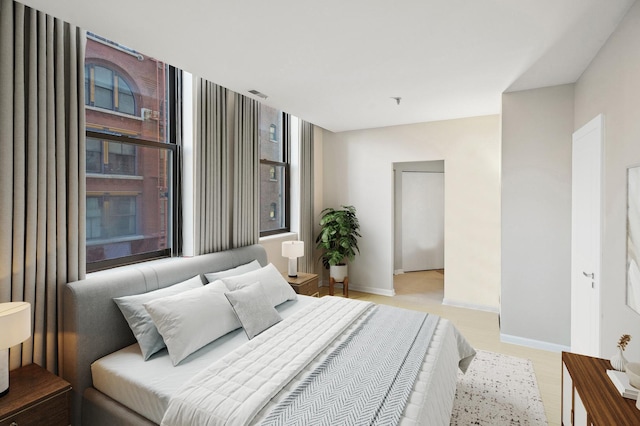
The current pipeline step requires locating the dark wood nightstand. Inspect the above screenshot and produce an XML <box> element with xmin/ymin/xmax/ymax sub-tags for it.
<box><xmin>282</xmin><ymin>272</ymin><xmax>319</xmax><ymax>297</ymax></box>
<box><xmin>0</xmin><ymin>363</ymin><xmax>71</xmax><ymax>426</ymax></box>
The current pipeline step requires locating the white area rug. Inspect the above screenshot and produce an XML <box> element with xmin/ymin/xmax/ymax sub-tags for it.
<box><xmin>450</xmin><ymin>350</ymin><xmax>548</xmax><ymax>425</ymax></box>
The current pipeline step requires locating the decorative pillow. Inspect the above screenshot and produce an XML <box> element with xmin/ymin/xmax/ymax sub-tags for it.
<box><xmin>202</xmin><ymin>259</ymin><xmax>262</xmax><ymax>283</ymax></box>
<box><xmin>143</xmin><ymin>280</ymin><xmax>241</xmax><ymax>366</ymax></box>
<box><xmin>221</xmin><ymin>263</ymin><xmax>297</xmax><ymax>307</ymax></box>
<box><xmin>113</xmin><ymin>275</ymin><xmax>203</xmax><ymax>360</ymax></box>
<box><xmin>225</xmin><ymin>282</ymin><xmax>282</xmax><ymax>339</ymax></box>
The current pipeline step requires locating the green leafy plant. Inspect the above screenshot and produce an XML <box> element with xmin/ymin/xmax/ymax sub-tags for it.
<box><xmin>315</xmin><ymin>205</ymin><xmax>361</xmax><ymax>269</ymax></box>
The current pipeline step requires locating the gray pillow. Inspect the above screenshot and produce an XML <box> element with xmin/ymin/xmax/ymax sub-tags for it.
<box><xmin>113</xmin><ymin>275</ymin><xmax>203</xmax><ymax>360</ymax></box>
<box><xmin>221</xmin><ymin>263</ymin><xmax>297</xmax><ymax>307</ymax></box>
<box><xmin>225</xmin><ymin>282</ymin><xmax>282</xmax><ymax>340</ymax></box>
<box><xmin>202</xmin><ymin>259</ymin><xmax>261</xmax><ymax>283</ymax></box>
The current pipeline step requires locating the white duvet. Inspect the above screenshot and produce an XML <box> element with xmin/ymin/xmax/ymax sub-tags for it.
<box><xmin>92</xmin><ymin>296</ymin><xmax>474</xmax><ymax>425</ymax></box>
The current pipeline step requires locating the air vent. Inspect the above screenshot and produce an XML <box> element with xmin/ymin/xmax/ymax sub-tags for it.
<box><xmin>248</xmin><ymin>89</ymin><xmax>268</xmax><ymax>99</ymax></box>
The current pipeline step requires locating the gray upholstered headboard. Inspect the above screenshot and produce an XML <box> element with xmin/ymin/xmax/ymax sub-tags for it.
<box><xmin>61</xmin><ymin>244</ymin><xmax>268</xmax><ymax>425</ymax></box>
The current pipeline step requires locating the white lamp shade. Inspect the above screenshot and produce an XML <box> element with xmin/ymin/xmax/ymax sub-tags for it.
<box><xmin>0</xmin><ymin>302</ymin><xmax>31</xmax><ymax>349</ymax></box>
<box><xmin>282</xmin><ymin>241</ymin><xmax>304</xmax><ymax>258</ymax></box>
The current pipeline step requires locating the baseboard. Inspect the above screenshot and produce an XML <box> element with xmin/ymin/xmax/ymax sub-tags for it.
<box><xmin>394</xmin><ymin>269</ymin><xmax>404</xmax><ymax>275</ymax></box>
<box><xmin>500</xmin><ymin>333</ymin><xmax>570</xmax><ymax>353</ymax></box>
<box><xmin>442</xmin><ymin>298</ymin><xmax>499</xmax><ymax>313</ymax></box>
<box><xmin>349</xmin><ymin>285</ymin><xmax>395</xmax><ymax>297</ymax></box>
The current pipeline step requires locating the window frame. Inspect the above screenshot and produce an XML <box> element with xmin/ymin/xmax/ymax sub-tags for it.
<box><xmin>85</xmin><ymin>67</ymin><xmax>182</xmax><ymax>272</ymax></box>
<box><xmin>259</xmin><ymin>112</ymin><xmax>290</xmax><ymax>237</ymax></box>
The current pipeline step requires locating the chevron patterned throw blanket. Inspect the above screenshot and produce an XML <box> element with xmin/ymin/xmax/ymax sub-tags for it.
<box><xmin>162</xmin><ymin>297</ymin><xmax>441</xmax><ymax>426</ymax></box>
<box><xmin>261</xmin><ymin>306</ymin><xmax>439</xmax><ymax>425</ymax></box>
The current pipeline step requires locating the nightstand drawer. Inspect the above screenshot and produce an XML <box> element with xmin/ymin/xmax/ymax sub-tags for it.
<box><xmin>0</xmin><ymin>390</ymin><xmax>69</xmax><ymax>426</ymax></box>
<box><xmin>282</xmin><ymin>272</ymin><xmax>319</xmax><ymax>297</ymax></box>
<box><xmin>293</xmin><ymin>278</ymin><xmax>319</xmax><ymax>296</ymax></box>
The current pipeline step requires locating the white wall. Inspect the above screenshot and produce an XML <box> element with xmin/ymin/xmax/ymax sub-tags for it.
<box><xmin>501</xmin><ymin>84</ymin><xmax>575</xmax><ymax>350</ymax></box>
<box><xmin>322</xmin><ymin>115</ymin><xmax>501</xmax><ymax>308</ymax></box>
<box><xmin>574</xmin><ymin>1</ymin><xmax>640</xmax><ymax>361</ymax></box>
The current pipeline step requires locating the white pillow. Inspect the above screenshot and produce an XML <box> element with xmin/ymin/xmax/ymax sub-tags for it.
<box><xmin>144</xmin><ymin>280</ymin><xmax>241</xmax><ymax>366</ymax></box>
<box><xmin>202</xmin><ymin>260</ymin><xmax>262</xmax><ymax>283</ymax></box>
<box><xmin>225</xmin><ymin>282</ymin><xmax>282</xmax><ymax>339</ymax></box>
<box><xmin>113</xmin><ymin>275</ymin><xmax>203</xmax><ymax>360</ymax></box>
<box><xmin>221</xmin><ymin>263</ymin><xmax>297</xmax><ymax>307</ymax></box>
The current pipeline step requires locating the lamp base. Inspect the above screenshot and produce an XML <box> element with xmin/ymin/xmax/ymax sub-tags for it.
<box><xmin>287</xmin><ymin>258</ymin><xmax>298</xmax><ymax>278</ymax></box>
<box><xmin>0</xmin><ymin>348</ymin><xmax>8</xmax><ymax>397</ymax></box>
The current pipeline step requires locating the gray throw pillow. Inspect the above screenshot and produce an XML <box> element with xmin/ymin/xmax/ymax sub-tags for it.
<box><xmin>225</xmin><ymin>282</ymin><xmax>283</xmax><ymax>340</ymax></box>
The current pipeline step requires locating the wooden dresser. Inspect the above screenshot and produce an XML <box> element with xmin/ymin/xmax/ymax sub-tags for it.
<box><xmin>0</xmin><ymin>364</ymin><xmax>71</xmax><ymax>426</ymax></box>
<box><xmin>562</xmin><ymin>351</ymin><xmax>640</xmax><ymax>425</ymax></box>
<box><xmin>282</xmin><ymin>272</ymin><xmax>319</xmax><ymax>297</ymax></box>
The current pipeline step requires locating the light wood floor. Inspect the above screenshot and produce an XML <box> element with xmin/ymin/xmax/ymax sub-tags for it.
<box><xmin>320</xmin><ymin>270</ymin><xmax>561</xmax><ymax>426</ymax></box>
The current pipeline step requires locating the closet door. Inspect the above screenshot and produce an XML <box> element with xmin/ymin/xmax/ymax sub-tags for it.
<box><xmin>571</xmin><ymin>114</ymin><xmax>603</xmax><ymax>357</ymax></box>
<box><xmin>401</xmin><ymin>171</ymin><xmax>444</xmax><ymax>272</ymax></box>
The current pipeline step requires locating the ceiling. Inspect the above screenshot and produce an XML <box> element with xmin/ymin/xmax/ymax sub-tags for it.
<box><xmin>18</xmin><ymin>0</ymin><xmax>636</xmax><ymax>132</ymax></box>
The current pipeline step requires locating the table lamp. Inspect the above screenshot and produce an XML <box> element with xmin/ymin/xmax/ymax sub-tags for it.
<box><xmin>0</xmin><ymin>302</ymin><xmax>31</xmax><ymax>397</ymax></box>
<box><xmin>282</xmin><ymin>241</ymin><xmax>304</xmax><ymax>277</ymax></box>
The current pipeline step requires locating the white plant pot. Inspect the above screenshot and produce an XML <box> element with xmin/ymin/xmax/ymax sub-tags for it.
<box><xmin>330</xmin><ymin>264</ymin><xmax>348</xmax><ymax>283</ymax></box>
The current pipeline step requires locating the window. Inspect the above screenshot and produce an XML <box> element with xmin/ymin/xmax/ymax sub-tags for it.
<box><xmin>86</xmin><ymin>195</ymin><xmax>137</xmax><ymax>241</ymax></box>
<box><xmin>85</xmin><ymin>33</ymin><xmax>181</xmax><ymax>271</ymax></box>
<box><xmin>86</xmin><ymin>137</ymin><xmax>136</xmax><ymax>175</ymax></box>
<box><xmin>269</xmin><ymin>124</ymin><xmax>277</xmax><ymax>142</ymax></box>
<box><xmin>259</xmin><ymin>105</ymin><xmax>289</xmax><ymax>236</ymax></box>
<box><xmin>85</xmin><ymin>64</ymin><xmax>137</xmax><ymax>115</ymax></box>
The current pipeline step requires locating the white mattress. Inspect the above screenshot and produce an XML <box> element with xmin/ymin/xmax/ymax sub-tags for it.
<box><xmin>92</xmin><ymin>296</ymin><xmax>466</xmax><ymax>425</ymax></box>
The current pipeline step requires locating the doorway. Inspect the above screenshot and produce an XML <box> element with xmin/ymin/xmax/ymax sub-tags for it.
<box><xmin>393</xmin><ymin>160</ymin><xmax>445</xmax><ymax>301</ymax></box>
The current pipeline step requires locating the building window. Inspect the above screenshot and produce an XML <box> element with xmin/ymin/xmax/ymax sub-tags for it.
<box><xmin>85</xmin><ymin>33</ymin><xmax>181</xmax><ymax>271</ymax></box>
<box><xmin>85</xmin><ymin>64</ymin><xmax>137</xmax><ymax>116</ymax></box>
<box><xmin>259</xmin><ymin>105</ymin><xmax>289</xmax><ymax>236</ymax></box>
<box><xmin>269</xmin><ymin>124</ymin><xmax>277</xmax><ymax>142</ymax></box>
<box><xmin>86</xmin><ymin>195</ymin><xmax>137</xmax><ymax>241</ymax></box>
<box><xmin>87</xmin><ymin>137</ymin><xmax>137</xmax><ymax>175</ymax></box>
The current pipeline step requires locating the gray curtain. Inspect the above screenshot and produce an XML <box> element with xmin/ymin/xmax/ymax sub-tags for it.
<box><xmin>194</xmin><ymin>79</ymin><xmax>230</xmax><ymax>254</ymax></box>
<box><xmin>299</xmin><ymin>120</ymin><xmax>315</xmax><ymax>273</ymax></box>
<box><xmin>232</xmin><ymin>93</ymin><xmax>260</xmax><ymax>247</ymax></box>
<box><xmin>0</xmin><ymin>0</ymin><xmax>86</xmax><ymax>374</ymax></box>
<box><xmin>194</xmin><ymin>84</ymin><xmax>259</xmax><ymax>252</ymax></box>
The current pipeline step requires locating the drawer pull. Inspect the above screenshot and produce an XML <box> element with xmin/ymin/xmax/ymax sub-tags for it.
<box><xmin>11</xmin><ymin>422</ymin><xmax>18</xmax><ymax>426</ymax></box>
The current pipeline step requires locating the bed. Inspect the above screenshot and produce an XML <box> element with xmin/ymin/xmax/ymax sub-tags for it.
<box><xmin>61</xmin><ymin>244</ymin><xmax>474</xmax><ymax>425</ymax></box>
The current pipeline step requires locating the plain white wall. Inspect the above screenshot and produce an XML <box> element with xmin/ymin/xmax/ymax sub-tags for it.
<box><xmin>322</xmin><ymin>115</ymin><xmax>501</xmax><ymax>309</ymax></box>
<box><xmin>501</xmin><ymin>84</ymin><xmax>575</xmax><ymax>350</ymax></box>
<box><xmin>574</xmin><ymin>1</ymin><xmax>640</xmax><ymax>361</ymax></box>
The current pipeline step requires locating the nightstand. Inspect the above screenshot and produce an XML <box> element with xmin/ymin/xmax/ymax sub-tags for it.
<box><xmin>0</xmin><ymin>363</ymin><xmax>71</xmax><ymax>426</ymax></box>
<box><xmin>282</xmin><ymin>272</ymin><xmax>319</xmax><ymax>297</ymax></box>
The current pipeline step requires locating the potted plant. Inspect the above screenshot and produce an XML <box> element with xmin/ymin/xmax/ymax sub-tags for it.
<box><xmin>315</xmin><ymin>205</ymin><xmax>361</xmax><ymax>282</ymax></box>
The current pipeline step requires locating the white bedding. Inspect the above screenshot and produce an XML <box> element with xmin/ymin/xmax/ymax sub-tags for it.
<box><xmin>91</xmin><ymin>296</ymin><xmax>318</xmax><ymax>423</ymax></box>
<box><xmin>92</xmin><ymin>296</ymin><xmax>473</xmax><ymax>425</ymax></box>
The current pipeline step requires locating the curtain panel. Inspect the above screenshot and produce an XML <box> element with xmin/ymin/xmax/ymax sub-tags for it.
<box><xmin>194</xmin><ymin>81</ymin><xmax>260</xmax><ymax>253</ymax></box>
<box><xmin>194</xmin><ymin>80</ymin><xmax>230</xmax><ymax>254</ymax></box>
<box><xmin>0</xmin><ymin>0</ymin><xmax>86</xmax><ymax>374</ymax></box>
<box><xmin>232</xmin><ymin>93</ymin><xmax>259</xmax><ymax>248</ymax></box>
<box><xmin>299</xmin><ymin>120</ymin><xmax>315</xmax><ymax>273</ymax></box>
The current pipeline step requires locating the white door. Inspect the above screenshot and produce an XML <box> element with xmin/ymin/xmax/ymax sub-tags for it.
<box><xmin>571</xmin><ymin>114</ymin><xmax>603</xmax><ymax>357</ymax></box>
<box><xmin>401</xmin><ymin>172</ymin><xmax>445</xmax><ymax>271</ymax></box>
